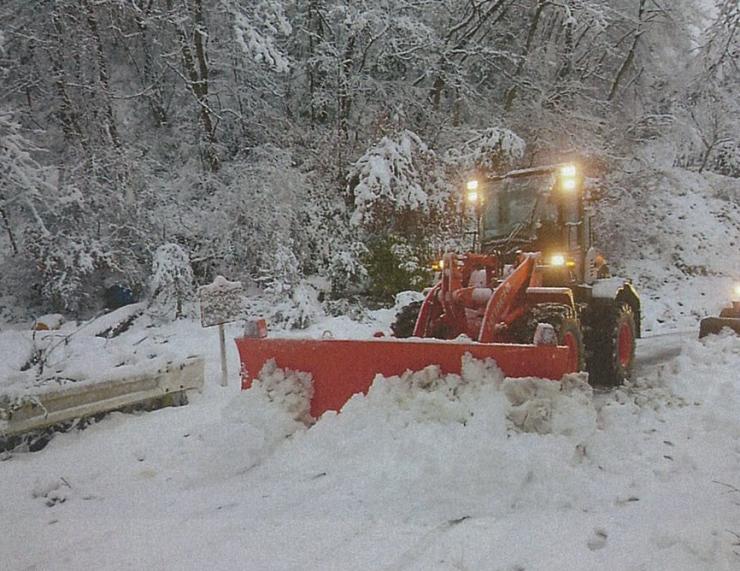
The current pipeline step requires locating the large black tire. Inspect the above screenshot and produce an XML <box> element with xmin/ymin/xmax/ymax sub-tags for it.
<box><xmin>509</xmin><ymin>303</ymin><xmax>585</xmax><ymax>371</ymax></box>
<box><xmin>391</xmin><ymin>300</ymin><xmax>423</xmax><ymax>338</ymax></box>
<box><xmin>584</xmin><ymin>302</ymin><xmax>636</xmax><ymax>387</ymax></box>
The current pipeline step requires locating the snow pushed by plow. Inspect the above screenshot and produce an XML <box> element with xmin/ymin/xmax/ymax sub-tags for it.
<box><xmin>2</xmin><ymin>329</ymin><xmax>740</xmax><ymax>570</ymax></box>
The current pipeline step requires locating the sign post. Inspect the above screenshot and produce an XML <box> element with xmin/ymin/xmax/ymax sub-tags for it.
<box><xmin>198</xmin><ymin>276</ymin><xmax>244</xmax><ymax>387</ymax></box>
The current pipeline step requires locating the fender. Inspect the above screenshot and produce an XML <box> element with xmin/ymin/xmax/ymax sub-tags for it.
<box><xmin>592</xmin><ymin>278</ymin><xmax>641</xmax><ymax>338</ymax></box>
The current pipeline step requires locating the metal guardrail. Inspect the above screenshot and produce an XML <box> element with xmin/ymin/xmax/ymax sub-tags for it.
<box><xmin>0</xmin><ymin>356</ymin><xmax>204</xmax><ymax>438</ymax></box>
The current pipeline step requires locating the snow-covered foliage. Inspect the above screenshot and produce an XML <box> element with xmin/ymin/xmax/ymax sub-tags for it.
<box><xmin>348</xmin><ymin>130</ymin><xmax>451</xmax><ymax>231</ymax></box>
<box><xmin>0</xmin><ymin>109</ymin><xmax>54</xmax><ymax>242</ymax></box>
<box><xmin>224</xmin><ymin>0</ymin><xmax>291</xmax><ymax>72</ymax></box>
<box><xmin>0</xmin><ymin>0</ymin><xmax>737</xmax><ymax>314</ymax></box>
<box><xmin>346</xmin><ymin>130</ymin><xmax>462</xmax><ymax>298</ymax></box>
<box><xmin>149</xmin><ymin>243</ymin><xmax>195</xmax><ymax>320</ymax></box>
<box><xmin>245</xmin><ymin>280</ymin><xmax>325</xmax><ymax>331</ymax></box>
<box><xmin>446</xmin><ymin>128</ymin><xmax>526</xmax><ymax>173</ymax></box>
<box><xmin>26</xmin><ymin>232</ymin><xmax>116</xmax><ymax>314</ymax></box>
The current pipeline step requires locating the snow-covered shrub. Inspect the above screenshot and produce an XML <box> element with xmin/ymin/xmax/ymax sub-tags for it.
<box><xmin>280</xmin><ymin>281</ymin><xmax>324</xmax><ymax>329</ymax></box>
<box><xmin>347</xmin><ymin>130</ymin><xmax>459</xmax><ymax>299</ymax></box>
<box><xmin>348</xmin><ymin>130</ymin><xmax>453</xmax><ymax>234</ymax></box>
<box><xmin>326</xmin><ymin>240</ymin><xmax>368</xmax><ymax>297</ymax></box>
<box><xmin>25</xmin><ymin>230</ymin><xmax>116</xmax><ymax>314</ymax></box>
<box><xmin>258</xmin><ymin>242</ymin><xmax>301</xmax><ymax>296</ymax></box>
<box><xmin>709</xmin><ymin>141</ymin><xmax>739</xmax><ymax>178</ymax></box>
<box><xmin>149</xmin><ymin>243</ymin><xmax>194</xmax><ymax>319</ymax></box>
<box><xmin>245</xmin><ymin>280</ymin><xmax>325</xmax><ymax>330</ymax></box>
<box><xmin>363</xmin><ymin>236</ymin><xmax>432</xmax><ymax>301</ymax></box>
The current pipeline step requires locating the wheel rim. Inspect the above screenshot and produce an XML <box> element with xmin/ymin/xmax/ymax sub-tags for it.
<box><xmin>563</xmin><ymin>331</ymin><xmax>580</xmax><ymax>371</ymax></box>
<box><xmin>617</xmin><ymin>321</ymin><xmax>633</xmax><ymax>369</ymax></box>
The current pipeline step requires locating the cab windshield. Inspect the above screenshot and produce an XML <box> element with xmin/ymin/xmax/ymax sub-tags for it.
<box><xmin>481</xmin><ymin>173</ymin><xmax>557</xmax><ymax>242</ymax></box>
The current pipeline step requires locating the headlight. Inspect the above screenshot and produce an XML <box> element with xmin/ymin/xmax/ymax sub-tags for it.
<box><xmin>560</xmin><ymin>164</ymin><xmax>577</xmax><ymax>178</ymax></box>
<box><xmin>561</xmin><ymin>177</ymin><xmax>577</xmax><ymax>191</ymax></box>
<box><xmin>550</xmin><ymin>254</ymin><xmax>566</xmax><ymax>267</ymax></box>
<box><xmin>466</xmin><ymin>179</ymin><xmax>479</xmax><ymax>191</ymax></box>
<box><xmin>733</xmin><ymin>283</ymin><xmax>740</xmax><ymax>301</ymax></box>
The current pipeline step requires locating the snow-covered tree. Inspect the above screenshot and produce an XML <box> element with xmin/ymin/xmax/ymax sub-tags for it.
<box><xmin>149</xmin><ymin>243</ymin><xmax>195</xmax><ymax>319</ymax></box>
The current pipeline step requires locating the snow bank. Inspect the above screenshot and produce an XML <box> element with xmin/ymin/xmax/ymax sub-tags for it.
<box><xmin>0</xmin><ymin>331</ymin><xmax>33</xmax><ymax>379</ymax></box>
<box><xmin>186</xmin><ymin>361</ymin><xmax>312</xmax><ymax>483</ymax></box>
<box><xmin>251</xmin><ymin>355</ymin><xmax>598</xmax><ymax>527</ymax></box>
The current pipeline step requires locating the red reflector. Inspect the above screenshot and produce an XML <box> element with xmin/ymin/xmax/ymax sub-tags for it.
<box><xmin>243</xmin><ymin>319</ymin><xmax>268</xmax><ymax>338</ymax></box>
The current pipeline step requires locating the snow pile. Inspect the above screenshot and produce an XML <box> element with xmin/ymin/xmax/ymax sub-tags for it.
<box><xmin>333</xmin><ymin>355</ymin><xmax>596</xmax><ymax>440</ymax></box>
<box><xmin>189</xmin><ymin>362</ymin><xmax>312</xmax><ymax>482</ymax></box>
<box><xmin>249</xmin><ymin>355</ymin><xmax>598</xmax><ymax>529</ymax></box>
<box><xmin>653</xmin><ymin>332</ymin><xmax>740</xmax><ymax>438</ymax></box>
<box><xmin>0</xmin><ymin>331</ymin><xmax>33</xmax><ymax>382</ymax></box>
<box><xmin>250</xmin><ymin>360</ymin><xmax>314</xmax><ymax>425</ymax></box>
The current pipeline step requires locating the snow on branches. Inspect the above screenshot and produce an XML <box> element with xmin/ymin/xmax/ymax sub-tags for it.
<box><xmin>149</xmin><ymin>243</ymin><xmax>195</xmax><ymax>320</ymax></box>
<box><xmin>348</xmin><ymin>130</ymin><xmax>451</xmax><ymax>233</ymax></box>
<box><xmin>447</xmin><ymin>128</ymin><xmax>526</xmax><ymax>173</ymax></box>
<box><xmin>224</xmin><ymin>0</ymin><xmax>291</xmax><ymax>72</ymax></box>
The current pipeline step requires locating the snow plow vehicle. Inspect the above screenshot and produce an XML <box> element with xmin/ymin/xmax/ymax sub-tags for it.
<box><xmin>237</xmin><ymin>163</ymin><xmax>641</xmax><ymax>418</ymax></box>
<box><xmin>699</xmin><ymin>284</ymin><xmax>740</xmax><ymax>338</ymax></box>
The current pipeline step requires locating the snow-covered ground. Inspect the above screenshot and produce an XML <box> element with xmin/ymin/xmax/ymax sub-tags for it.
<box><xmin>597</xmin><ymin>167</ymin><xmax>740</xmax><ymax>333</ymax></box>
<box><xmin>1</xmin><ymin>302</ymin><xmax>739</xmax><ymax>570</ymax></box>
<box><xmin>1</xmin><ymin>165</ymin><xmax>739</xmax><ymax>570</ymax></box>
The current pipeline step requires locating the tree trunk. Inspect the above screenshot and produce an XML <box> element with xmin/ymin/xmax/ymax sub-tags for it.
<box><xmin>81</xmin><ymin>0</ymin><xmax>121</xmax><ymax>148</ymax></box>
<box><xmin>175</xmin><ymin>0</ymin><xmax>219</xmax><ymax>171</ymax></box>
<box><xmin>133</xmin><ymin>0</ymin><xmax>168</xmax><ymax>127</ymax></box>
<box><xmin>49</xmin><ymin>6</ymin><xmax>85</xmax><ymax>147</ymax></box>
<box><xmin>0</xmin><ymin>205</ymin><xmax>18</xmax><ymax>256</ymax></box>
<box><xmin>608</xmin><ymin>0</ymin><xmax>646</xmax><ymax>102</ymax></box>
<box><xmin>505</xmin><ymin>0</ymin><xmax>548</xmax><ymax>111</ymax></box>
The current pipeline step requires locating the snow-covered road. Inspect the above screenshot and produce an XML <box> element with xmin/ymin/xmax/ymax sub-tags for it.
<box><xmin>1</xmin><ymin>314</ymin><xmax>739</xmax><ymax>571</ymax></box>
<box><xmin>634</xmin><ymin>329</ymin><xmax>693</xmax><ymax>371</ymax></box>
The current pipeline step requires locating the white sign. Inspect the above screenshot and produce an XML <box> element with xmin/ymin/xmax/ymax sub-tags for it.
<box><xmin>198</xmin><ymin>276</ymin><xmax>244</xmax><ymax>328</ymax></box>
<box><xmin>198</xmin><ymin>276</ymin><xmax>244</xmax><ymax>387</ymax></box>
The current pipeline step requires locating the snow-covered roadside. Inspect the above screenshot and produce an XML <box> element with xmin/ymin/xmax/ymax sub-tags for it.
<box><xmin>1</xmin><ymin>305</ymin><xmax>739</xmax><ymax>570</ymax></box>
<box><xmin>597</xmin><ymin>167</ymin><xmax>740</xmax><ymax>334</ymax></box>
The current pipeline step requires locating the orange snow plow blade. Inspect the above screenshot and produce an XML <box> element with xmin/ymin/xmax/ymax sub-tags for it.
<box><xmin>236</xmin><ymin>337</ymin><xmax>575</xmax><ymax>418</ymax></box>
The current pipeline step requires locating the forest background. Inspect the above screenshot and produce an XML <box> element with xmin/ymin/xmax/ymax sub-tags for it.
<box><xmin>0</xmin><ymin>0</ymin><xmax>737</xmax><ymax>318</ymax></box>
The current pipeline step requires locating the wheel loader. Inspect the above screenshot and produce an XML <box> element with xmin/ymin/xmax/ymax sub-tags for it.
<box><xmin>236</xmin><ymin>163</ymin><xmax>640</xmax><ymax>418</ymax></box>
<box><xmin>391</xmin><ymin>163</ymin><xmax>641</xmax><ymax>388</ymax></box>
<box><xmin>699</xmin><ymin>284</ymin><xmax>740</xmax><ymax>338</ymax></box>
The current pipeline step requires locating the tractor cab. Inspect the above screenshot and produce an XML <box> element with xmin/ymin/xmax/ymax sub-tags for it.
<box><xmin>468</xmin><ymin>163</ymin><xmax>603</xmax><ymax>286</ymax></box>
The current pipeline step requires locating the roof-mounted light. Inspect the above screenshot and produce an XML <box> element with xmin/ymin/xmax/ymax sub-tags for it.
<box><xmin>560</xmin><ymin>164</ymin><xmax>577</xmax><ymax>178</ymax></box>
<box><xmin>466</xmin><ymin>179</ymin><xmax>480</xmax><ymax>203</ymax></box>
